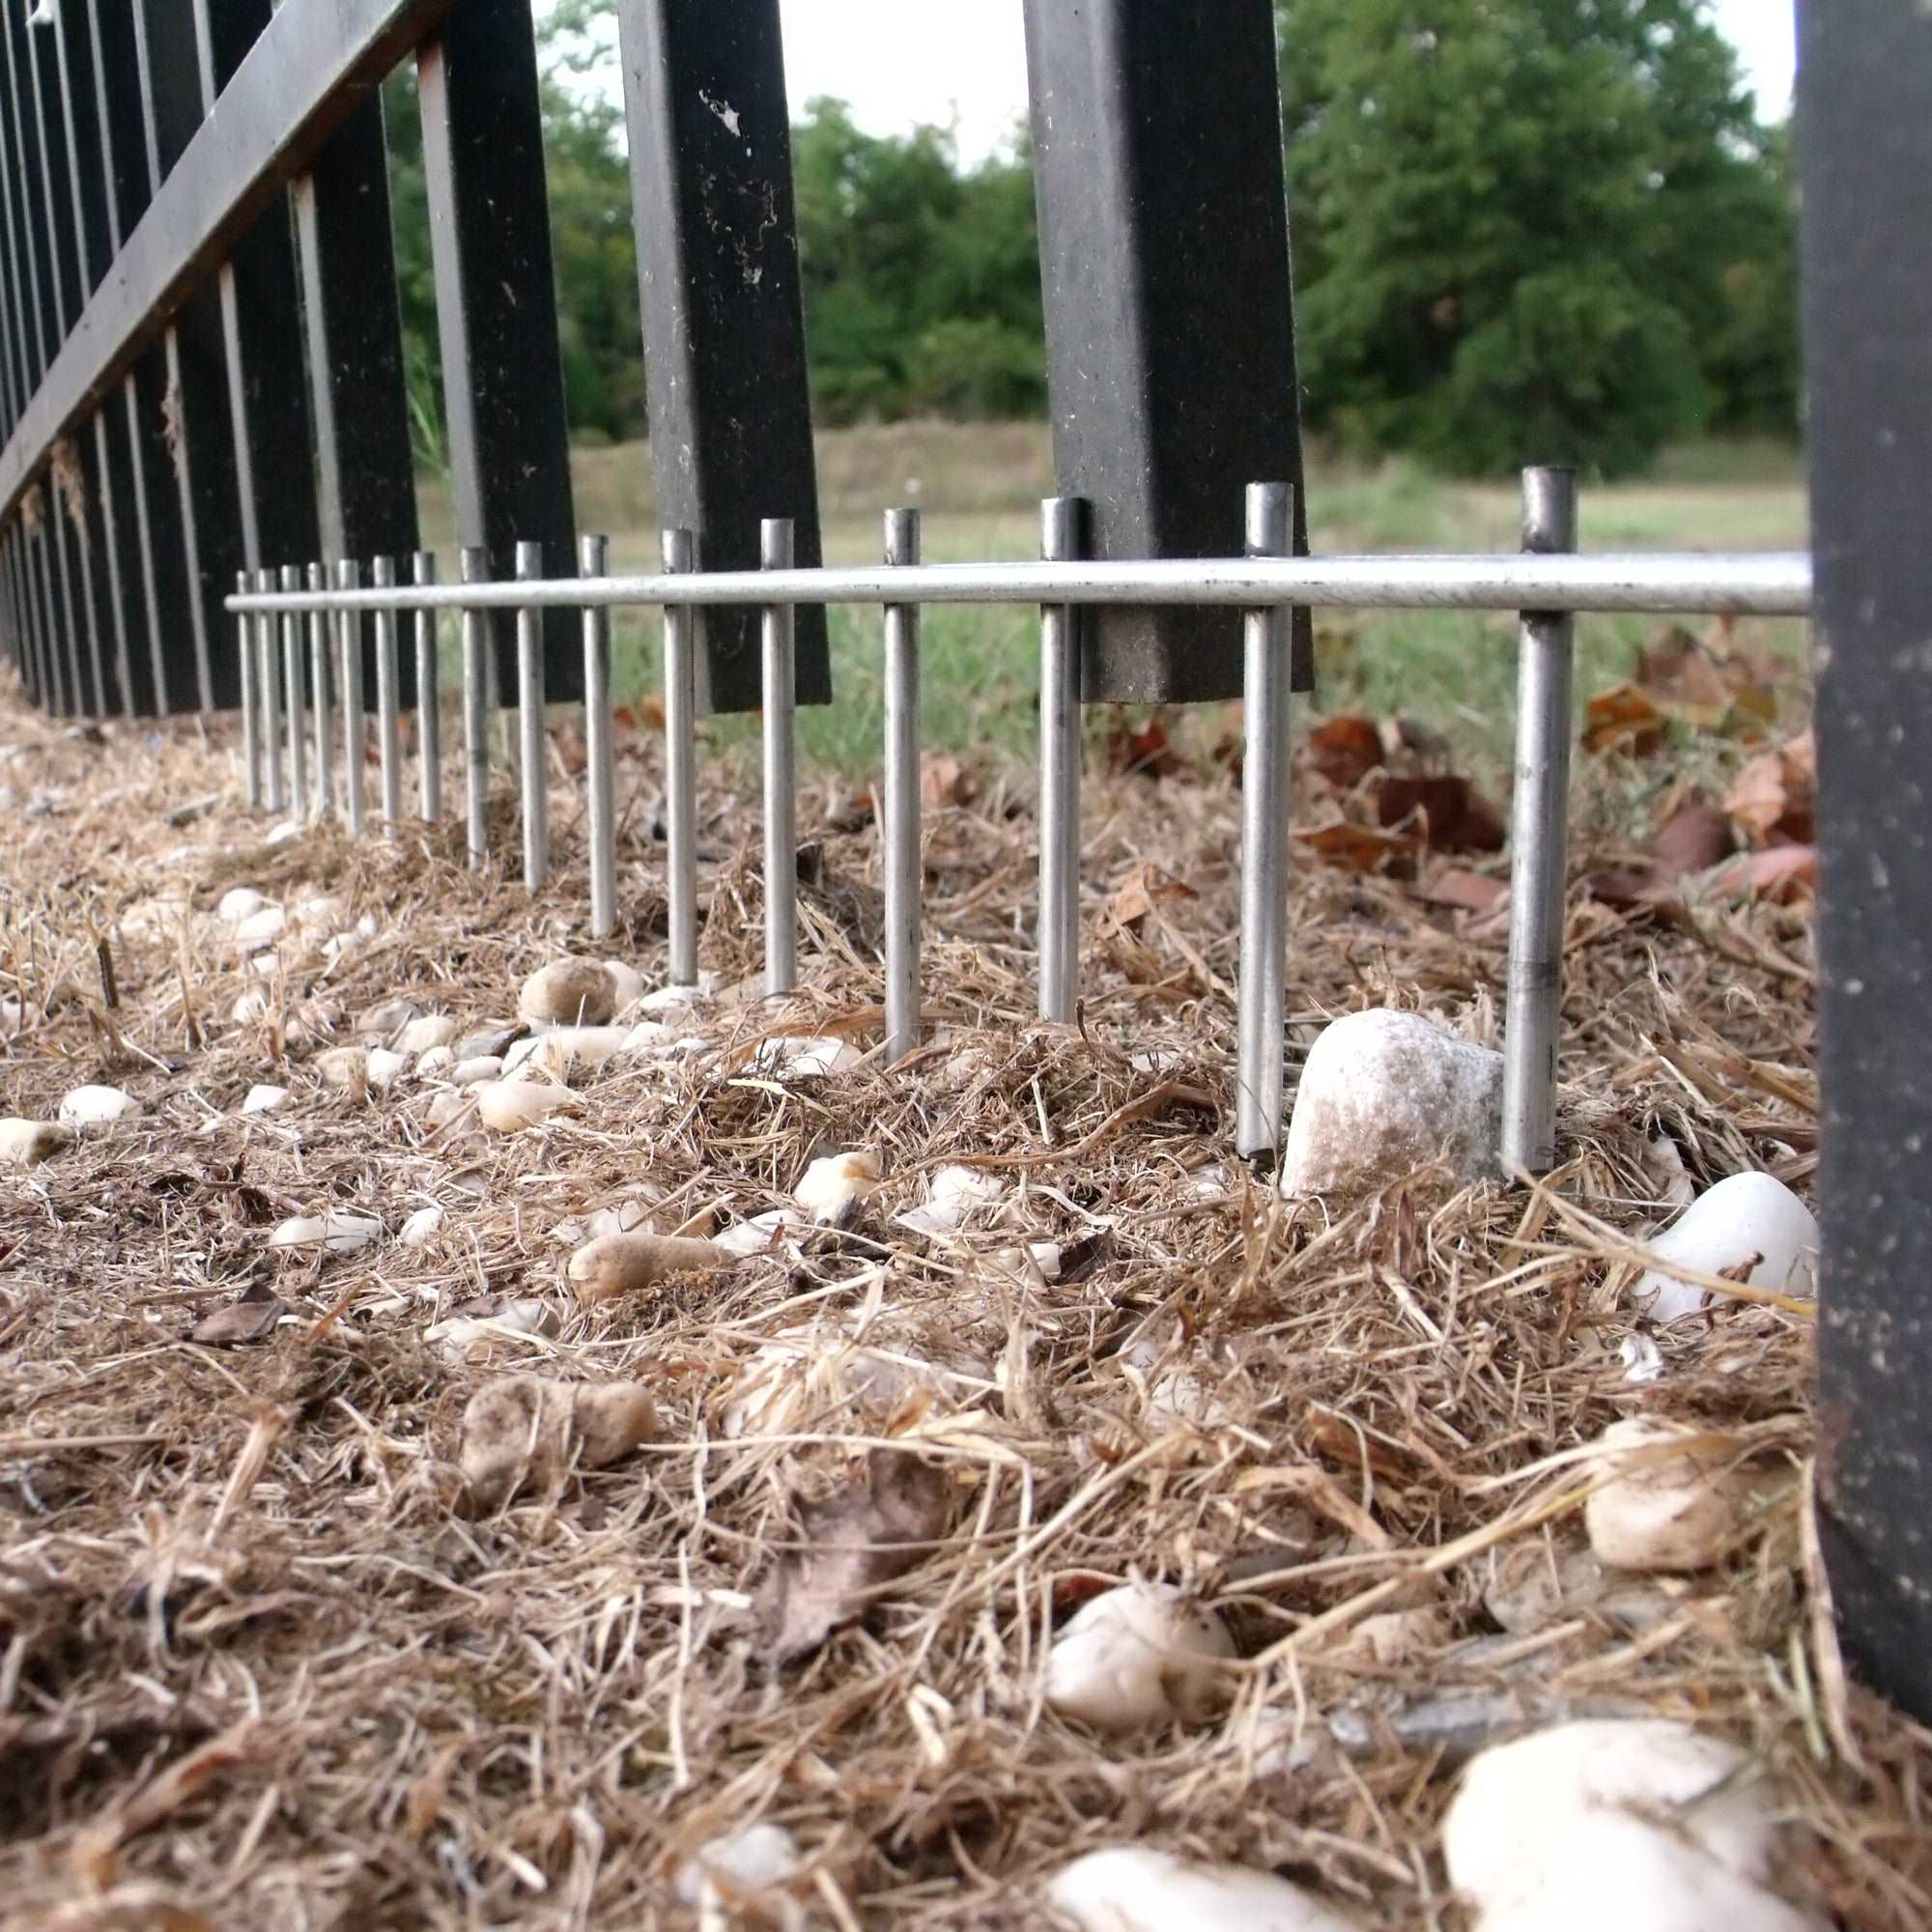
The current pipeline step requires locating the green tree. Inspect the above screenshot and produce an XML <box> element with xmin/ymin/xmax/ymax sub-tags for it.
<box><xmin>1277</xmin><ymin>0</ymin><xmax>1797</xmax><ymax>474</ymax></box>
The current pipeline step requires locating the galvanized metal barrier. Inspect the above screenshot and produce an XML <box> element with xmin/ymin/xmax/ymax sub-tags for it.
<box><xmin>224</xmin><ymin>508</ymin><xmax>1813</xmax><ymax>1173</ymax></box>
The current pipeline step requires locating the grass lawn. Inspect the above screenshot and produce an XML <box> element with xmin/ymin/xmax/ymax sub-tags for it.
<box><xmin>418</xmin><ymin>423</ymin><xmax>1809</xmax><ymax>781</ymax></box>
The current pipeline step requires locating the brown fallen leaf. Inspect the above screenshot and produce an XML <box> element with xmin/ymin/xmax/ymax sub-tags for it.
<box><xmin>188</xmin><ymin>1280</ymin><xmax>286</xmax><ymax>1346</ymax></box>
<box><xmin>1413</xmin><ymin>867</ymin><xmax>1509</xmax><ymax>914</ymax></box>
<box><xmin>1305</xmin><ymin>714</ymin><xmax>1383</xmax><ymax>790</ymax></box>
<box><xmin>1637</xmin><ymin>624</ymin><xmax>1733</xmax><ymax>707</ymax></box>
<box><xmin>1295</xmin><ymin>819</ymin><xmax>1416</xmax><ymax>874</ymax></box>
<box><xmin>754</xmin><ymin>1449</ymin><xmax>954</xmax><ymax>1664</ymax></box>
<box><xmin>920</xmin><ymin>752</ymin><xmax>976</xmax><ymax>809</ymax></box>
<box><xmin>1725</xmin><ymin>728</ymin><xmax>1815</xmax><ymax>846</ymax></box>
<box><xmin>1583</xmin><ymin>683</ymin><xmax>1668</xmax><ymax>756</ymax></box>
<box><xmin>1709</xmin><ymin>843</ymin><xmax>1818</xmax><ymax>901</ymax></box>
<box><xmin>1653</xmin><ymin>800</ymin><xmax>1736</xmax><ymax>876</ymax></box>
<box><xmin>1376</xmin><ymin>775</ymin><xmax>1505</xmax><ymax>853</ymax></box>
<box><xmin>1100</xmin><ymin>711</ymin><xmax>1182</xmax><ymax>779</ymax></box>
<box><xmin>1103</xmin><ymin>860</ymin><xmax>1199</xmax><ymax>931</ymax></box>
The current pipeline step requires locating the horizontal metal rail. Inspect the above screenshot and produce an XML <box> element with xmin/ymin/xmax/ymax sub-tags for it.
<box><xmin>0</xmin><ymin>0</ymin><xmax>453</xmax><ymax>524</ymax></box>
<box><xmin>224</xmin><ymin>549</ymin><xmax>1813</xmax><ymax>618</ymax></box>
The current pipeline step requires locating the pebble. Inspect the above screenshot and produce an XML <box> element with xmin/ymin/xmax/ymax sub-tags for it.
<box><xmin>457</xmin><ymin>1025</ymin><xmax>520</xmax><ymax>1062</ymax></box>
<box><xmin>795</xmin><ymin>1150</ymin><xmax>882</xmax><ymax>1225</ymax></box>
<box><xmin>231</xmin><ymin>904</ymin><xmax>287</xmax><ymax>950</ymax></box>
<box><xmin>459</xmin><ymin>1375</ymin><xmax>658</xmax><ymax>1507</ymax></box>
<box><xmin>450</xmin><ymin>1055</ymin><xmax>503</xmax><ymax>1087</ymax></box>
<box><xmin>366</xmin><ymin>1047</ymin><xmax>412</xmax><ymax>1091</ymax></box>
<box><xmin>314</xmin><ymin>1045</ymin><xmax>370</xmax><ymax>1096</ymax></box>
<box><xmin>269</xmin><ymin>1210</ymin><xmax>384</xmax><ymax>1256</ymax></box>
<box><xmin>474</xmin><ymin>1078</ymin><xmax>582</xmax><ymax>1133</ymax></box>
<box><xmin>1282</xmin><ymin>1008</ymin><xmax>1503</xmax><ymax>1196</ymax></box>
<box><xmin>0</xmin><ymin>1118</ymin><xmax>72</xmax><ymax>1166</ymax></box>
<box><xmin>519</xmin><ymin>959</ymin><xmax>617</xmax><ymax>1028</ymax></box>
<box><xmin>567</xmin><ymin>1231</ymin><xmax>729</xmax><ymax>1307</ymax></box>
<box><xmin>231</xmin><ymin>989</ymin><xmax>270</xmax><ymax>1025</ymax></box>
<box><xmin>672</xmin><ymin>1823</ymin><xmax>802</xmax><ymax>1907</ymax></box>
<box><xmin>1046</xmin><ymin>1848</ymin><xmax>1363</xmax><ymax>1932</ymax></box>
<box><xmin>395</xmin><ymin>1013</ymin><xmax>460</xmax><ymax>1056</ymax></box>
<box><xmin>425</xmin><ymin>1296</ymin><xmax>555</xmax><ymax>1365</ymax></box>
<box><xmin>216</xmin><ymin>886</ymin><xmax>270</xmax><ymax>923</ymax></box>
<box><xmin>399</xmin><ymin>1206</ymin><xmax>446</xmax><ymax>1248</ymax></box>
<box><xmin>415</xmin><ymin>1046</ymin><xmax>455</xmax><ymax>1080</ymax></box>
<box><xmin>752</xmin><ymin>1034</ymin><xmax>862</xmax><ymax>1078</ymax></box>
<box><xmin>1044</xmin><ymin>1582</ymin><xmax>1234</xmax><ymax>1731</ymax></box>
<box><xmin>1632</xmin><ymin>1171</ymin><xmax>1819</xmax><ymax>1322</ymax></box>
<box><xmin>241</xmin><ymin>1084</ymin><xmax>289</xmax><ymax>1116</ymax></box>
<box><xmin>1584</xmin><ymin>1417</ymin><xmax>1766</xmax><ymax>1574</ymax></box>
<box><xmin>895</xmin><ymin>1163</ymin><xmax>1009</xmax><ymax>1236</ymax></box>
<box><xmin>1444</xmin><ymin>1719</ymin><xmax>1822</xmax><ymax>1932</ymax></box>
<box><xmin>57</xmin><ymin>1084</ymin><xmax>142</xmax><ymax>1128</ymax></box>
<box><xmin>712</xmin><ymin>1207</ymin><xmax>813</xmax><ymax>1258</ymax></box>
<box><xmin>504</xmin><ymin>1024</ymin><xmax>635</xmax><ymax>1081</ymax></box>
<box><xmin>606</xmin><ymin>961</ymin><xmax>645</xmax><ymax>1012</ymax></box>
<box><xmin>356</xmin><ymin>995</ymin><xmax>421</xmax><ymax>1040</ymax></box>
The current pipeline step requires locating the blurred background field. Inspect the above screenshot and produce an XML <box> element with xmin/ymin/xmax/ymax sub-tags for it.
<box><xmin>421</xmin><ymin>424</ymin><xmax>1808</xmax><ymax>779</ymax></box>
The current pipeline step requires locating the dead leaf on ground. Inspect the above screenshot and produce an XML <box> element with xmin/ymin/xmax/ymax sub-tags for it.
<box><xmin>1709</xmin><ymin>844</ymin><xmax>1818</xmax><ymax>901</ymax></box>
<box><xmin>1583</xmin><ymin>684</ymin><xmax>1668</xmax><ymax>756</ymax></box>
<box><xmin>1100</xmin><ymin>712</ymin><xmax>1182</xmax><ymax>780</ymax></box>
<box><xmin>188</xmin><ymin>1280</ymin><xmax>286</xmax><ymax>1346</ymax></box>
<box><xmin>1376</xmin><ymin>775</ymin><xmax>1505</xmax><ymax>853</ymax></box>
<box><xmin>1295</xmin><ymin>820</ymin><xmax>1416</xmax><ymax>874</ymax></box>
<box><xmin>920</xmin><ymin>752</ymin><xmax>976</xmax><ymax>809</ymax></box>
<box><xmin>1725</xmin><ymin>728</ymin><xmax>1815</xmax><ymax>846</ymax></box>
<box><xmin>1305</xmin><ymin>714</ymin><xmax>1383</xmax><ymax>790</ymax></box>
<box><xmin>1635</xmin><ymin>625</ymin><xmax>1781</xmax><ymax>735</ymax></box>
<box><xmin>1653</xmin><ymin>801</ymin><xmax>1737</xmax><ymax>876</ymax></box>
<box><xmin>1412</xmin><ymin>867</ymin><xmax>1509</xmax><ymax>914</ymax></box>
<box><xmin>754</xmin><ymin>1450</ymin><xmax>955</xmax><ymax>1665</ymax></box>
<box><xmin>1103</xmin><ymin>861</ymin><xmax>1199</xmax><ymax>931</ymax></box>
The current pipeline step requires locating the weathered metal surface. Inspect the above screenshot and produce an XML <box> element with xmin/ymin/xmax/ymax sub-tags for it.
<box><xmin>615</xmin><ymin>0</ymin><xmax>829</xmax><ymax>712</ymax></box>
<box><xmin>416</xmin><ymin>0</ymin><xmax>581</xmax><ymax>697</ymax></box>
<box><xmin>1020</xmin><ymin>0</ymin><xmax>1315</xmax><ymax>702</ymax></box>
<box><xmin>1798</xmin><ymin>0</ymin><xmax>1932</xmax><ymax>1726</ymax></box>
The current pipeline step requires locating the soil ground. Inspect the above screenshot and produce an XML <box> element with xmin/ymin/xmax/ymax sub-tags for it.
<box><xmin>1</xmin><ymin>609</ymin><xmax>1928</xmax><ymax>1932</ymax></box>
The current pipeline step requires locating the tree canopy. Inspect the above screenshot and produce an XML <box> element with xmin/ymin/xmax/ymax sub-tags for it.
<box><xmin>380</xmin><ymin>0</ymin><xmax>1797</xmax><ymax>478</ymax></box>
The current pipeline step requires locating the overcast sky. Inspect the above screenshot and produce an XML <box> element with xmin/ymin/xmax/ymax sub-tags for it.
<box><xmin>775</xmin><ymin>0</ymin><xmax>1796</xmax><ymax>163</ymax></box>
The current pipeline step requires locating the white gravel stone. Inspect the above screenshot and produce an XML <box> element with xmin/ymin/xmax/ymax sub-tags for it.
<box><xmin>1044</xmin><ymin>1582</ymin><xmax>1234</xmax><ymax>1731</ymax></box>
<box><xmin>1632</xmin><ymin>1171</ymin><xmax>1819</xmax><ymax>1322</ymax></box>
<box><xmin>58</xmin><ymin>1084</ymin><xmax>142</xmax><ymax>1128</ymax></box>
<box><xmin>1047</xmin><ymin>1848</ymin><xmax>1362</xmax><ymax>1932</ymax></box>
<box><xmin>672</xmin><ymin>1822</ymin><xmax>802</xmax><ymax>1907</ymax></box>
<box><xmin>270</xmin><ymin>1211</ymin><xmax>383</xmax><ymax>1256</ymax></box>
<box><xmin>1283</xmin><ymin>1009</ymin><xmax>1503</xmax><ymax>1196</ymax></box>
<box><xmin>241</xmin><ymin>1084</ymin><xmax>289</xmax><ymax>1116</ymax></box>
<box><xmin>395</xmin><ymin>1013</ymin><xmax>460</xmax><ymax>1056</ymax></box>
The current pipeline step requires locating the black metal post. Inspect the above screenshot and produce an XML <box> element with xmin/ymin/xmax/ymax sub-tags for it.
<box><xmin>90</xmin><ymin>0</ymin><xmax>201</xmax><ymax>715</ymax></box>
<box><xmin>1020</xmin><ymin>0</ymin><xmax>1314</xmax><ymax>702</ymax></box>
<box><xmin>1798</xmin><ymin>0</ymin><xmax>1932</xmax><ymax>1725</ymax></box>
<box><xmin>615</xmin><ymin>0</ymin><xmax>830</xmax><ymax>713</ymax></box>
<box><xmin>416</xmin><ymin>0</ymin><xmax>581</xmax><ymax>699</ymax></box>
<box><xmin>292</xmin><ymin>89</ymin><xmax>420</xmax><ymax>711</ymax></box>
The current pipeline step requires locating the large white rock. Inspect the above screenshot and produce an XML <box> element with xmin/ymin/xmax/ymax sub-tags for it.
<box><xmin>1046</xmin><ymin>1848</ymin><xmax>1362</xmax><ymax>1932</ymax></box>
<box><xmin>58</xmin><ymin>1084</ymin><xmax>142</xmax><ymax>1128</ymax></box>
<box><xmin>1044</xmin><ymin>1582</ymin><xmax>1234</xmax><ymax>1731</ymax></box>
<box><xmin>1283</xmin><ymin>1009</ymin><xmax>1503</xmax><ymax>1196</ymax></box>
<box><xmin>1633</xmin><ymin>1171</ymin><xmax>1819</xmax><ymax>1322</ymax></box>
<box><xmin>1445</xmin><ymin>1720</ymin><xmax>1822</xmax><ymax>1932</ymax></box>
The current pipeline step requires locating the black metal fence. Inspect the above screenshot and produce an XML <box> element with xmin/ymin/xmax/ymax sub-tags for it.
<box><xmin>1</xmin><ymin>0</ymin><xmax>1929</xmax><ymax>1727</ymax></box>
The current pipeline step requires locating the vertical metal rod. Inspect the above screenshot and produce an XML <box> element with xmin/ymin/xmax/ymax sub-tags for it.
<box><xmin>461</xmin><ymin>544</ymin><xmax>490</xmax><ymax>870</ymax></box>
<box><xmin>581</xmin><ymin>531</ymin><xmax>614</xmax><ymax>936</ymax></box>
<box><xmin>883</xmin><ymin>506</ymin><xmax>922</xmax><ymax>1060</ymax></box>
<box><xmin>373</xmin><ymin>554</ymin><xmax>403</xmax><ymax>836</ymax></box>
<box><xmin>761</xmin><ymin>516</ymin><xmax>798</xmax><ymax>997</ymax></box>
<box><xmin>413</xmin><ymin>551</ymin><xmax>440</xmax><ymax>822</ymax></box>
<box><xmin>515</xmin><ymin>538</ymin><xmax>548</xmax><ymax>891</ymax></box>
<box><xmin>337</xmin><ymin>557</ymin><xmax>365</xmax><ymax>837</ymax></box>
<box><xmin>1037</xmin><ymin>496</ymin><xmax>1084</xmax><ymax>1021</ymax></box>
<box><xmin>1501</xmin><ymin>466</ymin><xmax>1579</xmax><ymax>1175</ymax></box>
<box><xmin>256</xmin><ymin>567</ymin><xmax>283</xmax><ymax>813</ymax></box>
<box><xmin>663</xmin><ymin>526</ymin><xmax>698</xmax><ymax>987</ymax></box>
<box><xmin>280</xmin><ymin>562</ymin><xmax>306</xmax><ymax>812</ymax></box>
<box><xmin>236</xmin><ymin>567</ymin><xmax>260</xmax><ymax>807</ymax></box>
<box><xmin>307</xmin><ymin>560</ymin><xmax>332</xmax><ymax>817</ymax></box>
<box><xmin>1236</xmin><ymin>482</ymin><xmax>1295</xmax><ymax>1160</ymax></box>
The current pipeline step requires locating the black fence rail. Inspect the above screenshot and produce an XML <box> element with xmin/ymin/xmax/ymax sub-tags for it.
<box><xmin>1</xmin><ymin>0</ymin><xmax>1930</xmax><ymax>1728</ymax></box>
